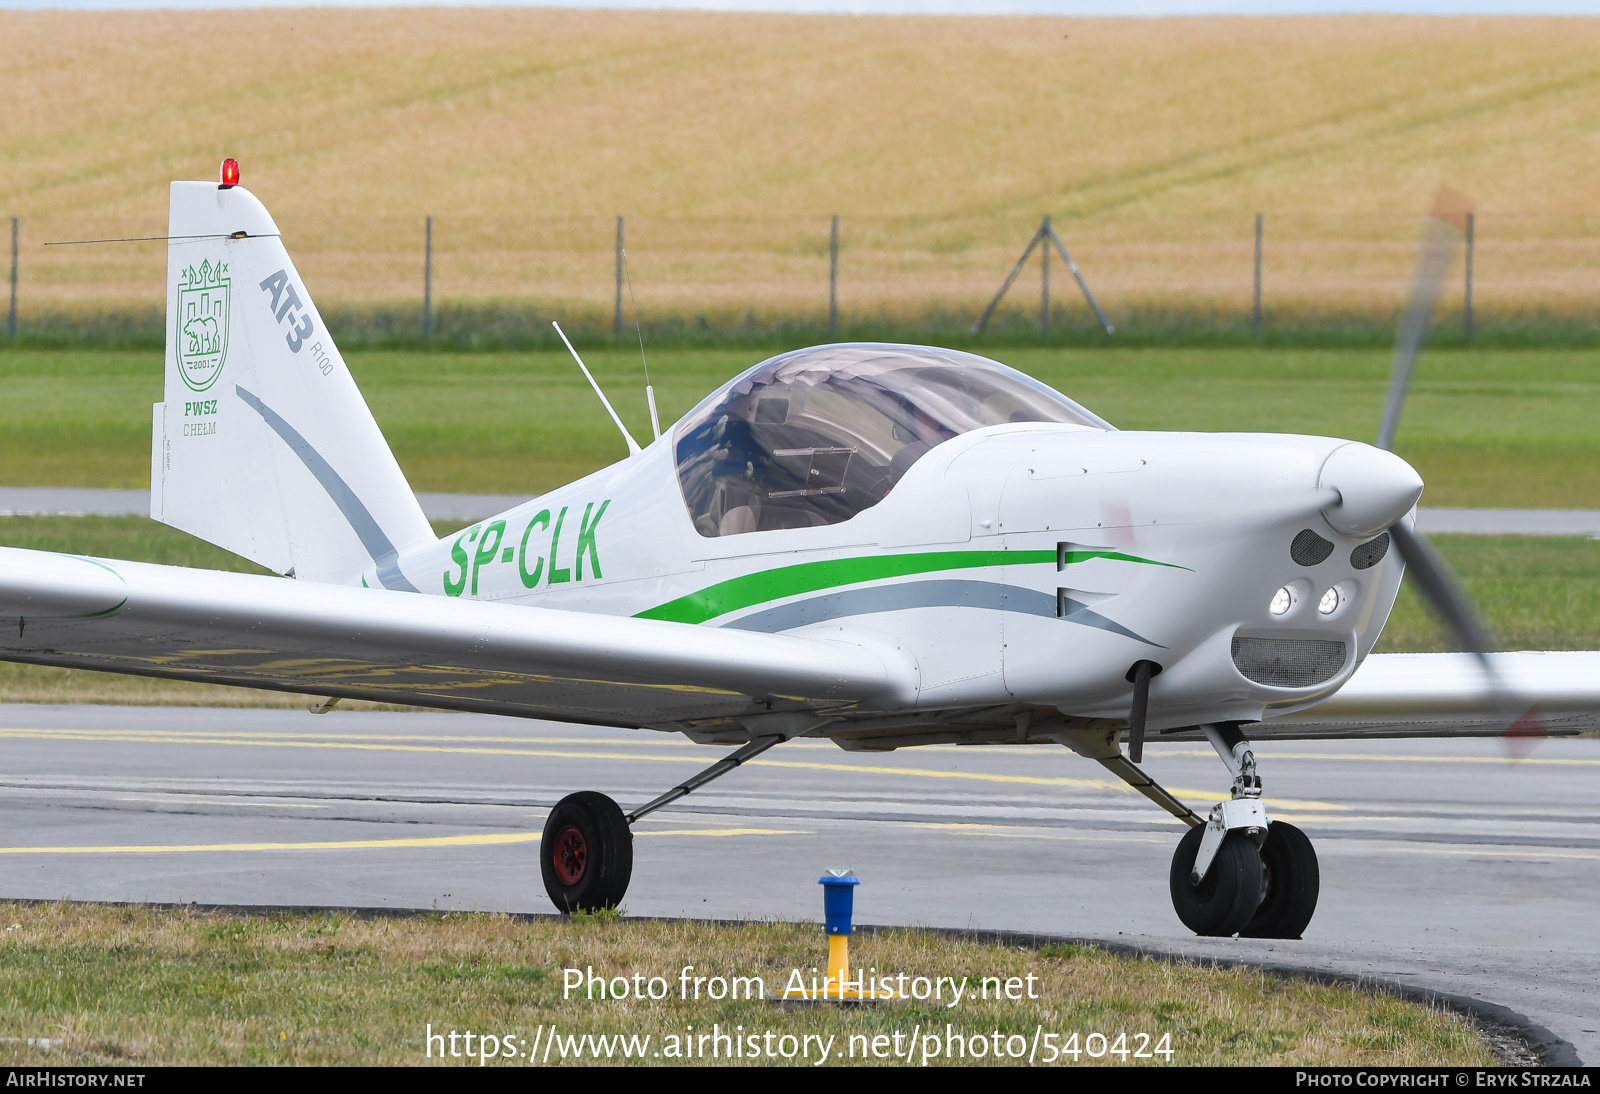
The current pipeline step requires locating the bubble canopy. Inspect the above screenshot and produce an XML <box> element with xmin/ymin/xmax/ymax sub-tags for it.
<box><xmin>674</xmin><ymin>344</ymin><xmax>1114</xmax><ymax>538</ymax></box>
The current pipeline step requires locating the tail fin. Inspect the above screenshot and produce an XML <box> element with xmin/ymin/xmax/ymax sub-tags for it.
<box><xmin>152</xmin><ymin>180</ymin><xmax>432</xmax><ymax>587</ymax></box>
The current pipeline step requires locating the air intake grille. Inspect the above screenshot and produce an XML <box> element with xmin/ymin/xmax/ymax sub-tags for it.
<box><xmin>1351</xmin><ymin>533</ymin><xmax>1390</xmax><ymax>570</ymax></box>
<box><xmin>1231</xmin><ymin>636</ymin><xmax>1347</xmax><ymax>688</ymax></box>
<box><xmin>1290</xmin><ymin>528</ymin><xmax>1335</xmax><ymax>566</ymax></box>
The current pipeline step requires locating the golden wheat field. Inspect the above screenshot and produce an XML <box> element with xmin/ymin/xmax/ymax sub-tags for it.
<box><xmin>3</xmin><ymin>11</ymin><xmax>1599</xmax><ymax>321</ymax></box>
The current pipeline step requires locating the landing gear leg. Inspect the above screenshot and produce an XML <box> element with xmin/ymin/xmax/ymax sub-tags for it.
<box><xmin>539</xmin><ymin>732</ymin><xmax>795</xmax><ymax>914</ymax></box>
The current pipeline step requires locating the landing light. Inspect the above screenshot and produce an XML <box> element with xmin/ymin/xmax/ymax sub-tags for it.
<box><xmin>1318</xmin><ymin>587</ymin><xmax>1342</xmax><ymax>615</ymax></box>
<box><xmin>219</xmin><ymin>159</ymin><xmax>241</xmax><ymax>188</ymax></box>
<box><xmin>1269</xmin><ymin>586</ymin><xmax>1294</xmax><ymax>616</ymax></box>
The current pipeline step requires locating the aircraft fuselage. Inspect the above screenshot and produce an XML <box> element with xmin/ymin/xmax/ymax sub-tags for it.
<box><xmin>370</xmin><ymin>424</ymin><xmax>1415</xmax><ymax>735</ymax></box>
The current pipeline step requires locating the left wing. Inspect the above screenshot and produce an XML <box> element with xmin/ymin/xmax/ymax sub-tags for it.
<box><xmin>1247</xmin><ymin>651</ymin><xmax>1600</xmax><ymax>740</ymax></box>
<box><xmin>0</xmin><ymin>546</ymin><xmax>914</xmax><ymax>728</ymax></box>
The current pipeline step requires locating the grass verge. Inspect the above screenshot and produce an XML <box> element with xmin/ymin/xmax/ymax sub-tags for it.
<box><xmin>0</xmin><ymin>903</ymin><xmax>1498</xmax><ymax>1066</ymax></box>
<box><xmin>1375</xmin><ymin>534</ymin><xmax>1600</xmax><ymax>653</ymax></box>
<box><xmin>5</xmin><ymin>346</ymin><xmax>1600</xmax><ymax>505</ymax></box>
<box><xmin>15</xmin><ymin>307</ymin><xmax>1600</xmax><ymax>353</ymax></box>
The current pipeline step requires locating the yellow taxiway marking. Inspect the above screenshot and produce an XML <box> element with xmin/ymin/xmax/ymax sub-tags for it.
<box><xmin>1176</xmin><ymin>790</ymin><xmax>1349</xmax><ymax>811</ymax></box>
<box><xmin>1383</xmin><ymin>845</ymin><xmax>1600</xmax><ymax>861</ymax></box>
<box><xmin>0</xmin><ymin>833</ymin><xmax>540</xmax><ymax>854</ymax></box>
<box><xmin>0</xmin><ymin>727</ymin><xmax>1344</xmax><ymax>811</ymax></box>
<box><xmin>115</xmin><ymin>796</ymin><xmax>327</xmax><ymax>809</ymax></box>
<box><xmin>0</xmin><ymin>728</ymin><xmax>796</xmax><ymax>769</ymax></box>
<box><xmin>0</xmin><ymin>826</ymin><xmax>804</xmax><ymax>856</ymax></box>
<box><xmin>0</xmin><ymin>727</ymin><xmax>833</xmax><ymax>751</ymax></box>
<box><xmin>1268</xmin><ymin>812</ymin><xmax>1410</xmax><ymax>824</ymax></box>
<box><xmin>918</xmin><ymin>822</ymin><xmax>1600</xmax><ymax>861</ymax></box>
<box><xmin>0</xmin><ymin>728</ymin><xmax>708</xmax><ymax>748</ymax></box>
<box><xmin>634</xmin><ymin>828</ymin><xmax>807</xmax><ymax>837</ymax></box>
<box><xmin>912</xmin><ymin>823</ymin><xmax>1174</xmax><ymax>843</ymax></box>
<box><xmin>11</xmin><ymin>728</ymin><xmax>1594</xmax><ymax>765</ymax></box>
<box><xmin>0</xmin><ymin>728</ymin><xmax>1129</xmax><ymax>787</ymax></box>
<box><xmin>1153</xmin><ymin>747</ymin><xmax>1600</xmax><ymax>767</ymax></box>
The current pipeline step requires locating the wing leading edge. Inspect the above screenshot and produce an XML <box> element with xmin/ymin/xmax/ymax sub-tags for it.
<box><xmin>1251</xmin><ymin>651</ymin><xmax>1600</xmax><ymax>740</ymax></box>
<box><xmin>0</xmin><ymin>546</ymin><xmax>913</xmax><ymax>727</ymax></box>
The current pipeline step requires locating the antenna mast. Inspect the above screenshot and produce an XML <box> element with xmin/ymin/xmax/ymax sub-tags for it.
<box><xmin>552</xmin><ymin>321</ymin><xmax>641</xmax><ymax>456</ymax></box>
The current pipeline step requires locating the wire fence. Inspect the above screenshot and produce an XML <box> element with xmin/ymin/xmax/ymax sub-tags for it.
<box><xmin>8</xmin><ymin>209</ymin><xmax>1600</xmax><ymax>343</ymax></box>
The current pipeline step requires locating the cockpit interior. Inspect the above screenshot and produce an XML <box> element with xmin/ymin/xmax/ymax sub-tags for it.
<box><xmin>674</xmin><ymin>344</ymin><xmax>1112</xmax><ymax>537</ymax></box>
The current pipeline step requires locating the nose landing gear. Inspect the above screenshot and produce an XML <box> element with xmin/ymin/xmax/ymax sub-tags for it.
<box><xmin>1167</xmin><ymin>724</ymin><xmax>1320</xmax><ymax>939</ymax></box>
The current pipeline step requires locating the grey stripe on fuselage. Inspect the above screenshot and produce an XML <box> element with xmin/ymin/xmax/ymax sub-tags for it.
<box><xmin>722</xmin><ymin>578</ymin><xmax>1160</xmax><ymax>646</ymax></box>
<box><xmin>234</xmin><ymin>386</ymin><xmax>419</xmax><ymax>593</ymax></box>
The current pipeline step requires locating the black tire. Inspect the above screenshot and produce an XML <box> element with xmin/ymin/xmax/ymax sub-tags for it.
<box><xmin>1240</xmin><ymin>821</ymin><xmax>1319</xmax><ymax>940</ymax></box>
<box><xmin>1169</xmin><ymin>824</ymin><xmax>1264</xmax><ymax>937</ymax></box>
<box><xmin>540</xmin><ymin>791</ymin><xmax>633</xmax><ymax>914</ymax></box>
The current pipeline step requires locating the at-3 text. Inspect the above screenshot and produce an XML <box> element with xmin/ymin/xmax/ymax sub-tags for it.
<box><xmin>258</xmin><ymin>268</ymin><xmax>315</xmax><ymax>353</ymax></box>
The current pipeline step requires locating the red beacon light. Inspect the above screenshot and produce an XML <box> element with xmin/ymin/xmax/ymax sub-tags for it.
<box><xmin>219</xmin><ymin>159</ymin><xmax>241</xmax><ymax>189</ymax></box>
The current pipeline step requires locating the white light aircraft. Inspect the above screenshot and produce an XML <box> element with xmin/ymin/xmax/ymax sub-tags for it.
<box><xmin>6</xmin><ymin>166</ymin><xmax>1596</xmax><ymax>938</ymax></box>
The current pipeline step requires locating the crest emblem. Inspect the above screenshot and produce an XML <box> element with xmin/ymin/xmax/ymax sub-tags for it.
<box><xmin>175</xmin><ymin>259</ymin><xmax>230</xmax><ymax>392</ymax></box>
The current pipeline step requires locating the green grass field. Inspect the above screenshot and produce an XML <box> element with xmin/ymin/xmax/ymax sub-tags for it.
<box><xmin>0</xmin><ymin>904</ymin><xmax>1497</xmax><ymax>1066</ymax></box>
<box><xmin>0</xmin><ymin>344</ymin><xmax>1596</xmax><ymax>703</ymax></box>
<box><xmin>4</xmin><ymin>345</ymin><xmax>1600</xmax><ymax>504</ymax></box>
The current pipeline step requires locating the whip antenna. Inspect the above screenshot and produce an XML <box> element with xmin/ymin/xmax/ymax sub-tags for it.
<box><xmin>623</xmin><ymin>248</ymin><xmax>661</xmax><ymax>441</ymax></box>
<box><xmin>552</xmin><ymin>321</ymin><xmax>641</xmax><ymax>456</ymax></box>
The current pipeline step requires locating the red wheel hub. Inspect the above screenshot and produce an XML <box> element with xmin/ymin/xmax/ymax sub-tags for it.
<box><xmin>552</xmin><ymin>824</ymin><xmax>588</xmax><ymax>886</ymax></box>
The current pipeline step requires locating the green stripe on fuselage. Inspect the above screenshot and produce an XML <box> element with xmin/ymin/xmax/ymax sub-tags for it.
<box><xmin>636</xmin><ymin>548</ymin><xmax>1183</xmax><ymax>625</ymax></box>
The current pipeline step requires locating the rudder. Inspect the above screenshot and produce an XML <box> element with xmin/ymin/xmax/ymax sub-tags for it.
<box><xmin>152</xmin><ymin>179</ymin><xmax>432</xmax><ymax>587</ymax></box>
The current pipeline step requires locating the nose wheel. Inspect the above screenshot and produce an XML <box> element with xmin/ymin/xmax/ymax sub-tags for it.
<box><xmin>1240</xmin><ymin>821</ymin><xmax>1319</xmax><ymax>939</ymax></box>
<box><xmin>1169</xmin><ymin>824</ymin><xmax>1263</xmax><ymax>936</ymax></box>
<box><xmin>1166</xmin><ymin>725</ymin><xmax>1321</xmax><ymax>939</ymax></box>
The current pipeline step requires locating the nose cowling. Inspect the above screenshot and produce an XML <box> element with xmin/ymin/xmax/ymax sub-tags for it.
<box><xmin>1318</xmin><ymin>443</ymin><xmax>1424</xmax><ymax>538</ymax></box>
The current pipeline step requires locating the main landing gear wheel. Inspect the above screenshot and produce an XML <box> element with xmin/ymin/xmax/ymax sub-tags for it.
<box><xmin>1169</xmin><ymin>824</ymin><xmax>1264</xmax><ymax>937</ymax></box>
<box><xmin>540</xmin><ymin>791</ymin><xmax>633</xmax><ymax>914</ymax></box>
<box><xmin>1240</xmin><ymin>821</ymin><xmax>1319</xmax><ymax>940</ymax></box>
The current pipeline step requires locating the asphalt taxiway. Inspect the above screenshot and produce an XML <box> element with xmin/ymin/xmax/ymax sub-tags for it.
<box><xmin>0</xmin><ymin>704</ymin><xmax>1593</xmax><ymax>1061</ymax></box>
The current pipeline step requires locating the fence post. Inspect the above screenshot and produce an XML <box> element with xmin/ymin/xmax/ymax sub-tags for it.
<box><xmin>1463</xmin><ymin>211</ymin><xmax>1474</xmax><ymax>340</ymax></box>
<box><xmin>8</xmin><ymin>217</ymin><xmax>17</xmax><ymax>341</ymax></box>
<box><xmin>614</xmin><ymin>216</ymin><xmax>624</xmax><ymax>337</ymax></box>
<box><xmin>423</xmin><ymin>216</ymin><xmax>433</xmax><ymax>342</ymax></box>
<box><xmin>1040</xmin><ymin>214</ymin><xmax>1051</xmax><ymax>339</ymax></box>
<box><xmin>1252</xmin><ymin>213</ymin><xmax>1263</xmax><ymax>342</ymax></box>
<box><xmin>828</xmin><ymin>215</ymin><xmax>839</xmax><ymax>340</ymax></box>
